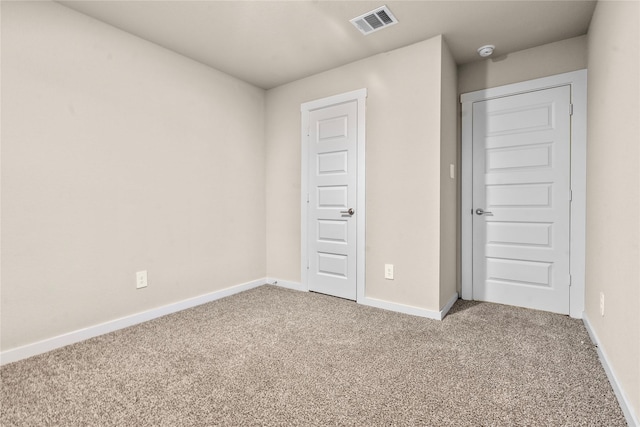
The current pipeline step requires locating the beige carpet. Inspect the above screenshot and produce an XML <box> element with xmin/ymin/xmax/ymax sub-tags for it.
<box><xmin>0</xmin><ymin>285</ymin><xmax>627</xmax><ymax>426</ymax></box>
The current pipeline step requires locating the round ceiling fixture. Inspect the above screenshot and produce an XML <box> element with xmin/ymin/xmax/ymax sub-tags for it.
<box><xmin>477</xmin><ymin>45</ymin><xmax>495</xmax><ymax>58</ymax></box>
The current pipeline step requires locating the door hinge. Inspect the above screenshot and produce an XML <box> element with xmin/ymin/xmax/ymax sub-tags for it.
<box><xmin>569</xmin><ymin>274</ymin><xmax>572</xmax><ymax>286</ymax></box>
<box><xmin>569</xmin><ymin>189</ymin><xmax>573</xmax><ymax>201</ymax></box>
<box><xmin>569</xmin><ymin>104</ymin><xmax>574</xmax><ymax>116</ymax></box>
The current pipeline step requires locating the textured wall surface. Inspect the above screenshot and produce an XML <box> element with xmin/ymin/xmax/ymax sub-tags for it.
<box><xmin>585</xmin><ymin>0</ymin><xmax>640</xmax><ymax>421</ymax></box>
<box><xmin>266</xmin><ymin>37</ymin><xmax>451</xmax><ymax>311</ymax></box>
<box><xmin>1</xmin><ymin>1</ymin><xmax>267</xmax><ymax>350</ymax></box>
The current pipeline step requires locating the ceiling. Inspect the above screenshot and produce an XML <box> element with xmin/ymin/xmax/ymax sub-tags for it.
<box><xmin>56</xmin><ymin>0</ymin><xmax>597</xmax><ymax>90</ymax></box>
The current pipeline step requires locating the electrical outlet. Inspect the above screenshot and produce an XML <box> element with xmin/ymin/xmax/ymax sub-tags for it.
<box><xmin>599</xmin><ymin>292</ymin><xmax>605</xmax><ymax>316</ymax></box>
<box><xmin>384</xmin><ymin>264</ymin><xmax>394</xmax><ymax>280</ymax></box>
<box><xmin>136</xmin><ymin>270</ymin><xmax>148</xmax><ymax>289</ymax></box>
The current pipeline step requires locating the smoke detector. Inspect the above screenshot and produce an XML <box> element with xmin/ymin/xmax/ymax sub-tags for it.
<box><xmin>350</xmin><ymin>5</ymin><xmax>399</xmax><ymax>35</ymax></box>
<box><xmin>477</xmin><ymin>45</ymin><xmax>495</xmax><ymax>57</ymax></box>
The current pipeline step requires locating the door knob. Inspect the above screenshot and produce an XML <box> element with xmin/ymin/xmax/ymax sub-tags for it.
<box><xmin>340</xmin><ymin>208</ymin><xmax>355</xmax><ymax>216</ymax></box>
<box><xmin>475</xmin><ymin>208</ymin><xmax>493</xmax><ymax>216</ymax></box>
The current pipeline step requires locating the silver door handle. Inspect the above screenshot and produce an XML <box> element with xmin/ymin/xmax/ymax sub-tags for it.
<box><xmin>475</xmin><ymin>208</ymin><xmax>493</xmax><ymax>216</ymax></box>
<box><xmin>340</xmin><ymin>208</ymin><xmax>355</xmax><ymax>216</ymax></box>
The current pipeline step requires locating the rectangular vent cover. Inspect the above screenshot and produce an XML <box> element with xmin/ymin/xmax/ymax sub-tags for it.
<box><xmin>350</xmin><ymin>5</ymin><xmax>398</xmax><ymax>35</ymax></box>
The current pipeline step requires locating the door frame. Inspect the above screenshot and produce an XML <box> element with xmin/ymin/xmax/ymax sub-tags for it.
<box><xmin>301</xmin><ymin>88</ymin><xmax>367</xmax><ymax>301</ymax></box>
<box><xmin>460</xmin><ymin>70</ymin><xmax>587</xmax><ymax>318</ymax></box>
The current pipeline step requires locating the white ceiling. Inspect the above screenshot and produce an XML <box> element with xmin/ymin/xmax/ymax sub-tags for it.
<box><xmin>57</xmin><ymin>0</ymin><xmax>597</xmax><ymax>90</ymax></box>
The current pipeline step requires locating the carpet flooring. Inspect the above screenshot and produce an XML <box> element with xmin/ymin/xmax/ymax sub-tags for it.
<box><xmin>0</xmin><ymin>285</ymin><xmax>627</xmax><ymax>426</ymax></box>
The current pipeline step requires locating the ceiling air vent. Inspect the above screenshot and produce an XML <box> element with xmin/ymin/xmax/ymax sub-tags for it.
<box><xmin>350</xmin><ymin>5</ymin><xmax>398</xmax><ymax>35</ymax></box>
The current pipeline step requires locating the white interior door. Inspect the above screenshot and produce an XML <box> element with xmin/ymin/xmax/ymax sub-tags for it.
<box><xmin>306</xmin><ymin>100</ymin><xmax>358</xmax><ymax>300</ymax></box>
<box><xmin>472</xmin><ymin>85</ymin><xmax>571</xmax><ymax>314</ymax></box>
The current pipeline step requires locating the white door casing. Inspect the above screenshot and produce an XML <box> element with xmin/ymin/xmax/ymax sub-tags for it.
<box><xmin>472</xmin><ymin>86</ymin><xmax>571</xmax><ymax>314</ymax></box>
<box><xmin>461</xmin><ymin>70</ymin><xmax>587</xmax><ymax>318</ymax></box>
<box><xmin>301</xmin><ymin>89</ymin><xmax>366</xmax><ymax>301</ymax></box>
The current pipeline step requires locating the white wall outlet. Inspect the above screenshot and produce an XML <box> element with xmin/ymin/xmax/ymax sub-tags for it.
<box><xmin>599</xmin><ymin>292</ymin><xmax>605</xmax><ymax>316</ymax></box>
<box><xmin>136</xmin><ymin>270</ymin><xmax>148</xmax><ymax>289</ymax></box>
<box><xmin>384</xmin><ymin>264</ymin><xmax>394</xmax><ymax>280</ymax></box>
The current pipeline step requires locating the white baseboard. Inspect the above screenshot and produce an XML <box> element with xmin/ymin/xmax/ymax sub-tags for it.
<box><xmin>359</xmin><ymin>292</ymin><xmax>459</xmax><ymax>321</ymax></box>
<box><xmin>440</xmin><ymin>292</ymin><xmax>459</xmax><ymax>319</ymax></box>
<box><xmin>266</xmin><ymin>277</ymin><xmax>307</xmax><ymax>292</ymax></box>
<box><xmin>1</xmin><ymin>282</ymin><xmax>461</xmax><ymax>366</ymax></box>
<box><xmin>0</xmin><ymin>278</ymin><xmax>267</xmax><ymax>366</ymax></box>
<box><xmin>267</xmin><ymin>277</ymin><xmax>461</xmax><ymax>321</ymax></box>
<box><xmin>583</xmin><ymin>313</ymin><xmax>639</xmax><ymax>427</ymax></box>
